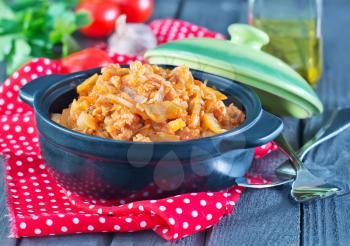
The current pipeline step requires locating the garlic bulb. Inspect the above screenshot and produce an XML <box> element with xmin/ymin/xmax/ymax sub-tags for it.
<box><xmin>108</xmin><ymin>15</ymin><xmax>157</xmax><ymax>56</ymax></box>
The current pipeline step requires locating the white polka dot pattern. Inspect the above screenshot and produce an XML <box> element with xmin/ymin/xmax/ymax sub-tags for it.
<box><xmin>0</xmin><ymin>21</ymin><xmax>278</xmax><ymax>241</ymax></box>
<box><xmin>149</xmin><ymin>19</ymin><xmax>226</xmax><ymax>45</ymax></box>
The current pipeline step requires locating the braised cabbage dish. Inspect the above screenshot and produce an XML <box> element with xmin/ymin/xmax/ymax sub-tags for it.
<box><xmin>51</xmin><ymin>62</ymin><xmax>245</xmax><ymax>142</ymax></box>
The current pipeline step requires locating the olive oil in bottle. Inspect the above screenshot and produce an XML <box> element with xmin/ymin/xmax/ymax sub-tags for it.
<box><xmin>253</xmin><ymin>19</ymin><xmax>322</xmax><ymax>86</ymax></box>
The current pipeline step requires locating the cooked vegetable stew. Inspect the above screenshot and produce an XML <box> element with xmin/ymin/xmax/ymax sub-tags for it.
<box><xmin>51</xmin><ymin>62</ymin><xmax>245</xmax><ymax>142</ymax></box>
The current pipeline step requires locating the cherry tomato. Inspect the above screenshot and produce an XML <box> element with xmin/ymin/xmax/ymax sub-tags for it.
<box><xmin>114</xmin><ymin>0</ymin><xmax>154</xmax><ymax>23</ymax></box>
<box><xmin>62</xmin><ymin>48</ymin><xmax>113</xmax><ymax>73</ymax></box>
<box><xmin>76</xmin><ymin>1</ymin><xmax>121</xmax><ymax>38</ymax></box>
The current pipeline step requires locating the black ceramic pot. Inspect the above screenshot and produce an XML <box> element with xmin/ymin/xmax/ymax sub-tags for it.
<box><xmin>19</xmin><ymin>66</ymin><xmax>283</xmax><ymax>201</ymax></box>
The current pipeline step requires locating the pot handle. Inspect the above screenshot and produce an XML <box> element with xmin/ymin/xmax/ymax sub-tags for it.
<box><xmin>219</xmin><ymin>111</ymin><xmax>283</xmax><ymax>152</ymax></box>
<box><xmin>19</xmin><ymin>74</ymin><xmax>67</xmax><ymax>107</ymax></box>
<box><xmin>244</xmin><ymin>111</ymin><xmax>283</xmax><ymax>147</ymax></box>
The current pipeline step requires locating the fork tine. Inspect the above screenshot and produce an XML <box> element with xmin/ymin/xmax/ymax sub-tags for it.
<box><xmin>292</xmin><ymin>185</ymin><xmax>341</xmax><ymax>202</ymax></box>
<box><xmin>276</xmin><ymin>134</ymin><xmax>341</xmax><ymax>202</ymax></box>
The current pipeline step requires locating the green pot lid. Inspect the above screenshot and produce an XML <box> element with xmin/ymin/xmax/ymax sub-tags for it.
<box><xmin>144</xmin><ymin>24</ymin><xmax>323</xmax><ymax>118</ymax></box>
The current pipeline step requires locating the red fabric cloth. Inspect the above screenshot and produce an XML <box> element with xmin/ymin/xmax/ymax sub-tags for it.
<box><xmin>0</xmin><ymin>19</ymin><xmax>277</xmax><ymax>241</ymax></box>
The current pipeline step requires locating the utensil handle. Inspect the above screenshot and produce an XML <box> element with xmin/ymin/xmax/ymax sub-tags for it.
<box><xmin>244</xmin><ymin>110</ymin><xmax>283</xmax><ymax>148</ymax></box>
<box><xmin>19</xmin><ymin>74</ymin><xmax>67</xmax><ymax>107</ymax></box>
<box><xmin>298</xmin><ymin>108</ymin><xmax>350</xmax><ymax>160</ymax></box>
<box><xmin>276</xmin><ymin>134</ymin><xmax>304</xmax><ymax>170</ymax></box>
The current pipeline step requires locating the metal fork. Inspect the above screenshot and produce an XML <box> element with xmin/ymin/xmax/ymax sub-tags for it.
<box><xmin>275</xmin><ymin>134</ymin><xmax>341</xmax><ymax>202</ymax></box>
<box><xmin>277</xmin><ymin>108</ymin><xmax>350</xmax><ymax>176</ymax></box>
<box><xmin>237</xmin><ymin>107</ymin><xmax>350</xmax><ymax>194</ymax></box>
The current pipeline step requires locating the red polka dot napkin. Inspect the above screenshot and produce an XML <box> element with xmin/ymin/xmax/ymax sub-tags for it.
<box><xmin>0</xmin><ymin>19</ymin><xmax>277</xmax><ymax>241</ymax></box>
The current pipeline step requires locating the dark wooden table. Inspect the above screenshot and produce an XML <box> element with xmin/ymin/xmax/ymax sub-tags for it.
<box><xmin>1</xmin><ymin>0</ymin><xmax>350</xmax><ymax>245</ymax></box>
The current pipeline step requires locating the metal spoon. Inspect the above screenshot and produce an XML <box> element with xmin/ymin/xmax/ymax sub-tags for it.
<box><xmin>276</xmin><ymin>134</ymin><xmax>341</xmax><ymax>202</ymax></box>
<box><xmin>236</xmin><ymin>107</ymin><xmax>350</xmax><ymax>189</ymax></box>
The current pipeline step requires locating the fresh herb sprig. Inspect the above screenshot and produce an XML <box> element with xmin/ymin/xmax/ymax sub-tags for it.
<box><xmin>0</xmin><ymin>0</ymin><xmax>91</xmax><ymax>74</ymax></box>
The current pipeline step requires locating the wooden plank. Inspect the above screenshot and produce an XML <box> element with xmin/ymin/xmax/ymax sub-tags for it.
<box><xmin>151</xmin><ymin>0</ymin><xmax>183</xmax><ymax>20</ymax></box>
<box><xmin>110</xmin><ymin>230</ymin><xmax>204</xmax><ymax>246</ymax></box>
<box><xmin>178</xmin><ymin>0</ymin><xmax>245</xmax><ymax>35</ymax></box>
<box><xmin>20</xmin><ymin>234</ymin><xmax>113</xmax><ymax>246</ymax></box>
<box><xmin>205</xmin><ymin>0</ymin><xmax>301</xmax><ymax>244</ymax></box>
<box><xmin>0</xmin><ymin>160</ymin><xmax>18</xmax><ymax>246</ymax></box>
<box><xmin>206</xmin><ymin>188</ymin><xmax>299</xmax><ymax>246</ymax></box>
<box><xmin>206</xmin><ymin>118</ymin><xmax>301</xmax><ymax>246</ymax></box>
<box><xmin>302</xmin><ymin>0</ymin><xmax>350</xmax><ymax>245</ymax></box>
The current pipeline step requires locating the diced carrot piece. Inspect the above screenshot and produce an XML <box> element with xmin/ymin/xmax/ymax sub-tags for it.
<box><xmin>168</xmin><ymin>118</ymin><xmax>186</xmax><ymax>132</ymax></box>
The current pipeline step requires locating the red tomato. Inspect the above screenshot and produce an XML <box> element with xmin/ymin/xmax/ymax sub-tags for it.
<box><xmin>62</xmin><ymin>48</ymin><xmax>113</xmax><ymax>73</ymax></box>
<box><xmin>76</xmin><ymin>1</ymin><xmax>121</xmax><ymax>38</ymax></box>
<box><xmin>114</xmin><ymin>0</ymin><xmax>154</xmax><ymax>23</ymax></box>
